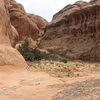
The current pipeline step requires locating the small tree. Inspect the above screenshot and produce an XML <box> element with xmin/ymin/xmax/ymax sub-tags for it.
<box><xmin>18</xmin><ymin>39</ymin><xmax>29</xmax><ymax>54</ymax></box>
<box><xmin>18</xmin><ymin>39</ymin><xmax>35</xmax><ymax>61</ymax></box>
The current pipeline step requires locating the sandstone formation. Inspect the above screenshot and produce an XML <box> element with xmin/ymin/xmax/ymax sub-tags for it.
<box><xmin>39</xmin><ymin>0</ymin><xmax>100</xmax><ymax>62</ymax></box>
<box><xmin>9</xmin><ymin>25</ymin><xmax>19</xmax><ymax>47</ymax></box>
<box><xmin>7</xmin><ymin>0</ymin><xmax>48</xmax><ymax>46</ymax></box>
<box><xmin>0</xmin><ymin>0</ymin><xmax>26</xmax><ymax>66</ymax></box>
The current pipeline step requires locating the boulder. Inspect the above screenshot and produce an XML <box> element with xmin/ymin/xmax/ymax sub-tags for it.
<box><xmin>0</xmin><ymin>45</ymin><xmax>26</xmax><ymax>66</ymax></box>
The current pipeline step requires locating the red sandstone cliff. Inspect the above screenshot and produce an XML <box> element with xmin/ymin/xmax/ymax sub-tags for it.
<box><xmin>7</xmin><ymin>0</ymin><xmax>48</xmax><ymax>47</ymax></box>
<box><xmin>39</xmin><ymin>0</ymin><xmax>100</xmax><ymax>62</ymax></box>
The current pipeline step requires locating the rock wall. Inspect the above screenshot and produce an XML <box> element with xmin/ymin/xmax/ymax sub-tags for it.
<box><xmin>39</xmin><ymin>0</ymin><xmax>100</xmax><ymax>62</ymax></box>
<box><xmin>7</xmin><ymin>0</ymin><xmax>48</xmax><ymax>45</ymax></box>
<box><xmin>0</xmin><ymin>0</ymin><xmax>11</xmax><ymax>46</ymax></box>
<box><xmin>0</xmin><ymin>0</ymin><xmax>26</xmax><ymax>66</ymax></box>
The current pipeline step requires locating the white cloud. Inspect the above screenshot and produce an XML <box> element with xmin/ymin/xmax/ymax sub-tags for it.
<box><xmin>16</xmin><ymin>0</ymin><xmax>90</xmax><ymax>21</ymax></box>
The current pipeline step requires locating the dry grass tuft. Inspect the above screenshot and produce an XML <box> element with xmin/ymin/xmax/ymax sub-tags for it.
<box><xmin>27</xmin><ymin>60</ymin><xmax>100</xmax><ymax>78</ymax></box>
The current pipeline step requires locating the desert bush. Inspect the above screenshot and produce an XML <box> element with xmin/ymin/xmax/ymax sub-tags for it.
<box><xmin>23</xmin><ymin>52</ymin><xmax>35</xmax><ymax>61</ymax></box>
<box><xmin>33</xmin><ymin>49</ymin><xmax>47</xmax><ymax>60</ymax></box>
<box><xmin>45</xmin><ymin>54</ymin><xmax>67</xmax><ymax>63</ymax></box>
<box><xmin>18</xmin><ymin>39</ymin><xmax>68</xmax><ymax>63</ymax></box>
<box><xmin>18</xmin><ymin>39</ymin><xmax>34</xmax><ymax>61</ymax></box>
<box><xmin>18</xmin><ymin>39</ymin><xmax>30</xmax><ymax>54</ymax></box>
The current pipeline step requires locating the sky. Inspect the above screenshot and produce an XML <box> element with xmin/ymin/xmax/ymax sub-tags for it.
<box><xmin>16</xmin><ymin>0</ymin><xmax>90</xmax><ymax>21</ymax></box>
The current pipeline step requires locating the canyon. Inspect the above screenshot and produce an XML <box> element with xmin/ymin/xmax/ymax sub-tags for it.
<box><xmin>1</xmin><ymin>0</ymin><xmax>100</xmax><ymax>62</ymax></box>
<box><xmin>0</xmin><ymin>0</ymin><xmax>100</xmax><ymax>100</ymax></box>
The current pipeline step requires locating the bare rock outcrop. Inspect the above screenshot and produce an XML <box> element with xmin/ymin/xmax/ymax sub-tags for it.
<box><xmin>7</xmin><ymin>0</ymin><xmax>48</xmax><ymax>46</ymax></box>
<box><xmin>39</xmin><ymin>0</ymin><xmax>100</xmax><ymax>62</ymax></box>
<box><xmin>28</xmin><ymin>14</ymin><xmax>48</xmax><ymax>37</ymax></box>
<box><xmin>9</xmin><ymin>25</ymin><xmax>19</xmax><ymax>47</ymax></box>
<box><xmin>0</xmin><ymin>0</ymin><xmax>26</xmax><ymax>66</ymax></box>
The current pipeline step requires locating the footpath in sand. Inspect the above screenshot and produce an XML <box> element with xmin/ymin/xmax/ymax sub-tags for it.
<box><xmin>0</xmin><ymin>65</ymin><xmax>100</xmax><ymax>100</ymax></box>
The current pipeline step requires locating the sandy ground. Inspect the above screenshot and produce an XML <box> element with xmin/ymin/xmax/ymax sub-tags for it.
<box><xmin>0</xmin><ymin>65</ymin><xmax>100</xmax><ymax>100</ymax></box>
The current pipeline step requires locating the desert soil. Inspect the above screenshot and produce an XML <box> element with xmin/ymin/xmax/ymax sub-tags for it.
<box><xmin>0</xmin><ymin>65</ymin><xmax>100</xmax><ymax>100</ymax></box>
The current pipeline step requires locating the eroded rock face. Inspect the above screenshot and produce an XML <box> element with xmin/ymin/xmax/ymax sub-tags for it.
<box><xmin>0</xmin><ymin>0</ymin><xmax>11</xmax><ymax>46</ymax></box>
<box><xmin>9</xmin><ymin>25</ymin><xmax>19</xmax><ymax>47</ymax></box>
<box><xmin>28</xmin><ymin>14</ymin><xmax>48</xmax><ymax>37</ymax></box>
<box><xmin>7</xmin><ymin>0</ymin><xmax>48</xmax><ymax>43</ymax></box>
<box><xmin>0</xmin><ymin>0</ymin><xmax>26</xmax><ymax>66</ymax></box>
<box><xmin>39</xmin><ymin>0</ymin><xmax>100</xmax><ymax>62</ymax></box>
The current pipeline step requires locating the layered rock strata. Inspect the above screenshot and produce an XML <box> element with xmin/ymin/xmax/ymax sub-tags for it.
<box><xmin>39</xmin><ymin>0</ymin><xmax>100</xmax><ymax>62</ymax></box>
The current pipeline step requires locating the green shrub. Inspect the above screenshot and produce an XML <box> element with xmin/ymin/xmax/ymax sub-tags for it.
<box><xmin>33</xmin><ymin>49</ymin><xmax>47</xmax><ymax>60</ymax></box>
<box><xmin>18</xmin><ymin>39</ymin><xmax>68</xmax><ymax>63</ymax></box>
<box><xmin>46</xmin><ymin>54</ymin><xmax>67</xmax><ymax>63</ymax></box>
<box><xmin>18</xmin><ymin>39</ymin><xmax>29</xmax><ymax>53</ymax></box>
<box><xmin>23</xmin><ymin>52</ymin><xmax>35</xmax><ymax>61</ymax></box>
<box><xmin>18</xmin><ymin>39</ymin><xmax>34</xmax><ymax>61</ymax></box>
<box><xmin>48</xmin><ymin>54</ymin><xmax>60</xmax><ymax>61</ymax></box>
<box><xmin>60</xmin><ymin>58</ymin><xmax>68</xmax><ymax>63</ymax></box>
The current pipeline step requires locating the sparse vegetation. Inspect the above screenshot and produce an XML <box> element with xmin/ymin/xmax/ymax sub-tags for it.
<box><xmin>18</xmin><ymin>39</ymin><xmax>68</xmax><ymax>63</ymax></box>
<box><xmin>27</xmin><ymin>60</ymin><xmax>78</xmax><ymax>78</ymax></box>
<box><xmin>27</xmin><ymin>60</ymin><xmax>100</xmax><ymax>78</ymax></box>
<box><xmin>18</xmin><ymin>39</ymin><xmax>100</xmax><ymax>78</ymax></box>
